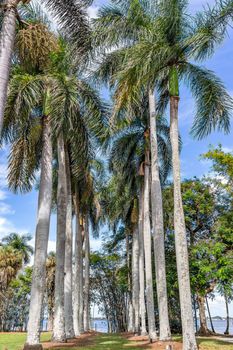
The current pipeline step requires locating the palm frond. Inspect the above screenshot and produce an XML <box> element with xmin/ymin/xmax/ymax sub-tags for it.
<box><xmin>181</xmin><ymin>63</ymin><xmax>233</xmax><ymax>139</ymax></box>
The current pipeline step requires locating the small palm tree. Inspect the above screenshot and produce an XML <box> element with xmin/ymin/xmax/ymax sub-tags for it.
<box><xmin>2</xmin><ymin>232</ymin><xmax>33</xmax><ymax>265</ymax></box>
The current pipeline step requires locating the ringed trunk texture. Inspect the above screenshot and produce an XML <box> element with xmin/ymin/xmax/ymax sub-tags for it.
<box><xmin>73</xmin><ymin>190</ymin><xmax>83</xmax><ymax>336</ymax></box>
<box><xmin>64</xmin><ymin>149</ymin><xmax>75</xmax><ymax>339</ymax></box>
<box><xmin>52</xmin><ymin>133</ymin><xmax>67</xmax><ymax>342</ymax></box>
<box><xmin>0</xmin><ymin>0</ymin><xmax>18</xmax><ymax>134</ymax></box>
<box><xmin>138</xmin><ymin>188</ymin><xmax>147</xmax><ymax>335</ymax></box>
<box><xmin>132</xmin><ymin>227</ymin><xmax>140</xmax><ymax>334</ymax></box>
<box><xmin>170</xmin><ymin>96</ymin><xmax>197</xmax><ymax>350</ymax></box>
<box><xmin>83</xmin><ymin>215</ymin><xmax>90</xmax><ymax>332</ymax></box>
<box><xmin>143</xmin><ymin>152</ymin><xmax>158</xmax><ymax>342</ymax></box>
<box><xmin>24</xmin><ymin>118</ymin><xmax>53</xmax><ymax>348</ymax></box>
<box><xmin>197</xmin><ymin>294</ymin><xmax>210</xmax><ymax>335</ymax></box>
<box><xmin>149</xmin><ymin>90</ymin><xmax>171</xmax><ymax>341</ymax></box>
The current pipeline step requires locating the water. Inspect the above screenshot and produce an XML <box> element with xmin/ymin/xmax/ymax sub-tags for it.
<box><xmin>198</xmin><ymin>320</ymin><xmax>233</xmax><ymax>335</ymax></box>
<box><xmin>91</xmin><ymin>319</ymin><xmax>108</xmax><ymax>333</ymax></box>
<box><xmin>91</xmin><ymin>319</ymin><xmax>233</xmax><ymax>335</ymax></box>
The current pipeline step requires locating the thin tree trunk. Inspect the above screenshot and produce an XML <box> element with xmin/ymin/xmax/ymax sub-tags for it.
<box><xmin>24</xmin><ymin>117</ymin><xmax>53</xmax><ymax>348</ymax></box>
<box><xmin>143</xmin><ymin>150</ymin><xmax>157</xmax><ymax>342</ymax></box>
<box><xmin>52</xmin><ymin>133</ymin><xmax>67</xmax><ymax>342</ymax></box>
<box><xmin>224</xmin><ymin>293</ymin><xmax>230</xmax><ymax>335</ymax></box>
<box><xmin>79</xmin><ymin>218</ymin><xmax>84</xmax><ymax>333</ymax></box>
<box><xmin>138</xmin><ymin>188</ymin><xmax>147</xmax><ymax>336</ymax></box>
<box><xmin>132</xmin><ymin>226</ymin><xmax>140</xmax><ymax>334</ymax></box>
<box><xmin>73</xmin><ymin>188</ymin><xmax>81</xmax><ymax>336</ymax></box>
<box><xmin>205</xmin><ymin>296</ymin><xmax>215</xmax><ymax>333</ymax></box>
<box><xmin>170</xmin><ymin>93</ymin><xmax>197</xmax><ymax>350</ymax></box>
<box><xmin>193</xmin><ymin>295</ymin><xmax>198</xmax><ymax>333</ymax></box>
<box><xmin>0</xmin><ymin>0</ymin><xmax>18</xmax><ymax>134</ymax></box>
<box><xmin>64</xmin><ymin>148</ymin><xmax>75</xmax><ymax>339</ymax></box>
<box><xmin>149</xmin><ymin>89</ymin><xmax>171</xmax><ymax>341</ymax></box>
<box><xmin>197</xmin><ymin>294</ymin><xmax>210</xmax><ymax>335</ymax></box>
<box><xmin>83</xmin><ymin>214</ymin><xmax>90</xmax><ymax>332</ymax></box>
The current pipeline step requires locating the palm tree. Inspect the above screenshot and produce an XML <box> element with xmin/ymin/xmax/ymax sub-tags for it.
<box><xmin>2</xmin><ymin>233</ymin><xmax>33</xmax><ymax>265</ymax></box>
<box><xmin>93</xmin><ymin>4</ymin><xmax>172</xmax><ymax>340</ymax></box>
<box><xmin>0</xmin><ymin>0</ymin><xmax>91</xmax><ymax>135</ymax></box>
<box><xmin>52</xmin><ymin>132</ymin><xmax>67</xmax><ymax>343</ymax></box>
<box><xmin>94</xmin><ymin>1</ymin><xmax>233</xmax><ymax>347</ymax></box>
<box><xmin>106</xmin><ymin>94</ymin><xmax>172</xmax><ymax>339</ymax></box>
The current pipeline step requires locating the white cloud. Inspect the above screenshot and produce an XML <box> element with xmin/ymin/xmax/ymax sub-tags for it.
<box><xmin>0</xmin><ymin>202</ymin><xmax>14</xmax><ymax>215</ymax></box>
<box><xmin>87</xmin><ymin>5</ymin><xmax>99</xmax><ymax>19</ymax></box>
<box><xmin>0</xmin><ymin>217</ymin><xmax>28</xmax><ymax>239</ymax></box>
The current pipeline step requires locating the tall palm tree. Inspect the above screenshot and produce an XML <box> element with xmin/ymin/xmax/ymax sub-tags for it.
<box><xmin>0</xmin><ymin>0</ymin><xmax>91</xmax><ymax>135</ymax></box>
<box><xmin>2</xmin><ymin>233</ymin><xmax>33</xmax><ymax>265</ymax></box>
<box><xmin>93</xmin><ymin>3</ymin><xmax>172</xmax><ymax>340</ymax></box>
<box><xmin>106</xmin><ymin>95</ymin><xmax>172</xmax><ymax>339</ymax></box>
<box><xmin>94</xmin><ymin>1</ymin><xmax>233</xmax><ymax>347</ymax></box>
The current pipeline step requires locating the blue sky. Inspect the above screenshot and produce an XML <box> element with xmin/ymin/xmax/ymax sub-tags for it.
<box><xmin>0</xmin><ymin>0</ymin><xmax>232</xmax><ymax>317</ymax></box>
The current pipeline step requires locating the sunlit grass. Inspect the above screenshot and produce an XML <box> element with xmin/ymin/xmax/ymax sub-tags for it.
<box><xmin>0</xmin><ymin>332</ymin><xmax>233</xmax><ymax>350</ymax></box>
<box><xmin>0</xmin><ymin>332</ymin><xmax>51</xmax><ymax>350</ymax></box>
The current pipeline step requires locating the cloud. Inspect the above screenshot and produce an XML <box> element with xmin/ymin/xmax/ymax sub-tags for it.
<box><xmin>0</xmin><ymin>217</ymin><xmax>28</xmax><ymax>239</ymax></box>
<box><xmin>87</xmin><ymin>5</ymin><xmax>99</xmax><ymax>19</ymax></box>
<box><xmin>90</xmin><ymin>238</ymin><xmax>102</xmax><ymax>251</ymax></box>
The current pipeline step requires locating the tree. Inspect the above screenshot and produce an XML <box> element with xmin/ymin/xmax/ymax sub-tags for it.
<box><xmin>0</xmin><ymin>246</ymin><xmax>23</xmax><ymax>331</ymax></box>
<box><xmin>0</xmin><ymin>0</ymin><xmax>91</xmax><ymax>135</ymax></box>
<box><xmin>94</xmin><ymin>1</ymin><xmax>233</xmax><ymax>347</ymax></box>
<box><xmin>46</xmin><ymin>252</ymin><xmax>56</xmax><ymax>332</ymax></box>
<box><xmin>2</xmin><ymin>233</ymin><xmax>33</xmax><ymax>265</ymax></box>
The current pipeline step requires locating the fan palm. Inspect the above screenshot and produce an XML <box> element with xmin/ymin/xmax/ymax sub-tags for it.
<box><xmin>93</xmin><ymin>1</ymin><xmax>233</xmax><ymax>347</ymax></box>
<box><xmin>1</xmin><ymin>232</ymin><xmax>33</xmax><ymax>265</ymax></box>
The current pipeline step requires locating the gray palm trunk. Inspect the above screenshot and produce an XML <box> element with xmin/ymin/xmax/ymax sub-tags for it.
<box><xmin>52</xmin><ymin>133</ymin><xmax>67</xmax><ymax>343</ymax></box>
<box><xmin>64</xmin><ymin>149</ymin><xmax>75</xmax><ymax>339</ymax></box>
<box><xmin>73</xmin><ymin>190</ymin><xmax>84</xmax><ymax>336</ymax></box>
<box><xmin>143</xmin><ymin>151</ymin><xmax>157</xmax><ymax>342</ymax></box>
<box><xmin>83</xmin><ymin>215</ymin><xmax>90</xmax><ymax>332</ymax></box>
<box><xmin>138</xmin><ymin>188</ymin><xmax>147</xmax><ymax>335</ymax></box>
<box><xmin>132</xmin><ymin>226</ymin><xmax>140</xmax><ymax>334</ymax></box>
<box><xmin>149</xmin><ymin>90</ymin><xmax>171</xmax><ymax>341</ymax></box>
<box><xmin>170</xmin><ymin>96</ymin><xmax>198</xmax><ymax>350</ymax></box>
<box><xmin>0</xmin><ymin>0</ymin><xmax>18</xmax><ymax>134</ymax></box>
<box><xmin>24</xmin><ymin>117</ymin><xmax>53</xmax><ymax>348</ymax></box>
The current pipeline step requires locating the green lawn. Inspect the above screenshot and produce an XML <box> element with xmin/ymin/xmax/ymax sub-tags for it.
<box><xmin>0</xmin><ymin>332</ymin><xmax>51</xmax><ymax>350</ymax></box>
<box><xmin>0</xmin><ymin>332</ymin><xmax>233</xmax><ymax>350</ymax></box>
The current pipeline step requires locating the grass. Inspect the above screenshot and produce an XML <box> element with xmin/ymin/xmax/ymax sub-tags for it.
<box><xmin>0</xmin><ymin>332</ymin><xmax>51</xmax><ymax>350</ymax></box>
<box><xmin>0</xmin><ymin>332</ymin><xmax>233</xmax><ymax>350</ymax></box>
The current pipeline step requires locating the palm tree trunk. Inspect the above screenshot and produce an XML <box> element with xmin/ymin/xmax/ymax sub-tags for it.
<box><xmin>79</xmin><ymin>219</ymin><xmax>84</xmax><ymax>333</ymax></box>
<box><xmin>170</xmin><ymin>86</ymin><xmax>197</xmax><ymax>349</ymax></box>
<box><xmin>197</xmin><ymin>294</ymin><xmax>210</xmax><ymax>335</ymax></box>
<box><xmin>52</xmin><ymin>133</ymin><xmax>67</xmax><ymax>343</ymax></box>
<box><xmin>224</xmin><ymin>293</ymin><xmax>230</xmax><ymax>335</ymax></box>
<box><xmin>149</xmin><ymin>89</ymin><xmax>171</xmax><ymax>341</ymax></box>
<box><xmin>0</xmin><ymin>0</ymin><xmax>19</xmax><ymax>134</ymax></box>
<box><xmin>143</xmin><ymin>151</ymin><xmax>157</xmax><ymax>342</ymax></box>
<box><xmin>83</xmin><ymin>214</ymin><xmax>90</xmax><ymax>332</ymax></box>
<box><xmin>64</xmin><ymin>148</ymin><xmax>75</xmax><ymax>339</ymax></box>
<box><xmin>138</xmin><ymin>188</ymin><xmax>147</xmax><ymax>336</ymax></box>
<box><xmin>73</xmin><ymin>190</ymin><xmax>84</xmax><ymax>335</ymax></box>
<box><xmin>73</xmin><ymin>188</ymin><xmax>82</xmax><ymax>336</ymax></box>
<box><xmin>24</xmin><ymin>117</ymin><xmax>53</xmax><ymax>348</ymax></box>
<box><xmin>205</xmin><ymin>296</ymin><xmax>215</xmax><ymax>333</ymax></box>
<box><xmin>132</xmin><ymin>226</ymin><xmax>140</xmax><ymax>334</ymax></box>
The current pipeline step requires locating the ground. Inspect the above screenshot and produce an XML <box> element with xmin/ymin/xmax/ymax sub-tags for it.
<box><xmin>0</xmin><ymin>332</ymin><xmax>233</xmax><ymax>350</ymax></box>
